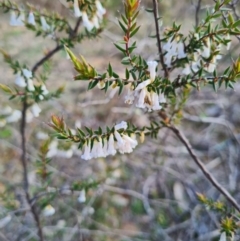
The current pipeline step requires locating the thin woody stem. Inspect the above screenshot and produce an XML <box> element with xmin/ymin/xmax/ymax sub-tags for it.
<box><xmin>19</xmin><ymin>16</ymin><xmax>84</xmax><ymax>241</ymax></box>
<box><xmin>169</xmin><ymin>125</ymin><xmax>240</xmax><ymax>212</ymax></box>
<box><xmin>152</xmin><ymin>0</ymin><xmax>169</xmax><ymax>78</ymax></box>
<box><xmin>195</xmin><ymin>0</ymin><xmax>202</xmax><ymax>27</ymax></box>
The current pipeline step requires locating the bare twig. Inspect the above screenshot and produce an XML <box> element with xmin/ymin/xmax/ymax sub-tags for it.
<box><xmin>152</xmin><ymin>0</ymin><xmax>169</xmax><ymax>78</ymax></box>
<box><xmin>169</xmin><ymin>125</ymin><xmax>240</xmax><ymax>212</ymax></box>
<box><xmin>194</xmin><ymin>0</ymin><xmax>202</xmax><ymax>27</ymax></box>
<box><xmin>18</xmin><ymin>16</ymin><xmax>84</xmax><ymax>241</ymax></box>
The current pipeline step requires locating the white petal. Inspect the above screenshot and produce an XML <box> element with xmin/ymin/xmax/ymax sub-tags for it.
<box><xmin>10</xmin><ymin>11</ymin><xmax>18</xmax><ymax>26</ymax></box>
<box><xmin>136</xmin><ymin>88</ymin><xmax>147</xmax><ymax>109</ymax></box>
<box><xmin>78</xmin><ymin>189</ymin><xmax>86</xmax><ymax>203</ymax></box>
<box><xmin>96</xmin><ymin>0</ymin><xmax>106</xmax><ymax>18</ymax></box>
<box><xmin>114</xmin><ymin>130</ymin><xmax>125</xmax><ymax>146</ymax></box>
<box><xmin>92</xmin><ymin>15</ymin><xmax>100</xmax><ymax>29</ymax></box>
<box><xmin>115</xmin><ymin>121</ymin><xmax>128</xmax><ymax>131</ymax></box>
<box><xmin>182</xmin><ymin>64</ymin><xmax>191</xmax><ymax>75</ymax></box>
<box><xmin>164</xmin><ymin>53</ymin><xmax>173</xmax><ymax>68</ymax></box>
<box><xmin>81</xmin><ymin>141</ymin><xmax>92</xmax><ymax>160</ymax></box>
<box><xmin>28</xmin><ymin>12</ymin><xmax>36</xmax><ymax>25</ymax></box>
<box><xmin>6</xmin><ymin>110</ymin><xmax>21</xmax><ymax>123</ymax></box>
<box><xmin>135</xmin><ymin>79</ymin><xmax>151</xmax><ymax>91</ymax></box>
<box><xmin>41</xmin><ymin>84</ymin><xmax>49</xmax><ymax>95</ymax></box>
<box><xmin>74</xmin><ymin>0</ymin><xmax>82</xmax><ymax>17</ymax></box>
<box><xmin>82</xmin><ymin>12</ymin><xmax>94</xmax><ymax>32</ymax></box>
<box><xmin>31</xmin><ymin>103</ymin><xmax>41</xmax><ymax>117</ymax></box>
<box><xmin>147</xmin><ymin>61</ymin><xmax>158</xmax><ymax>81</ymax></box>
<box><xmin>43</xmin><ymin>205</ymin><xmax>55</xmax><ymax>217</ymax></box>
<box><xmin>219</xmin><ymin>232</ymin><xmax>226</xmax><ymax>241</ymax></box>
<box><xmin>152</xmin><ymin>92</ymin><xmax>162</xmax><ymax>110</ymax></box>
<box><xmin>22</xmin><ymin>69</ymin><xmax>33</xmax><ymax>79</ymax></box>
<box><xmin>159</xmin><ymin>93</ymin><xmax>166</xmax><ymax>103</ymax></box>
<box><xmin>177</xmin><ymin>42</ymin><xmax>186</xmax><ymax>59</ymax></box>
<box><xmin>27</xmin><ymin>79</ymin><xmax>35</xmax><ymax>91</ymax></box>
<box><xmin>40</xmin><ymin>16</ymin><xmax>50</xmax><ymax>31</ymax></box>
<box><xmin>15</xmin><ymin>73</ymin><xmax>26</xmax><ymax>87</ymax></box>
<box><xmin>107</xmin><ymin>134</ymin><xmax>116</xmax><ymax>156</ymax></box>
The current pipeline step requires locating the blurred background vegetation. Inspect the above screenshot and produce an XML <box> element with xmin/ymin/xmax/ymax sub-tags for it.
<box><xmin>0</xmin><ymin>0</ymin><xmax>240</xmax><ymax>240</ymax></box>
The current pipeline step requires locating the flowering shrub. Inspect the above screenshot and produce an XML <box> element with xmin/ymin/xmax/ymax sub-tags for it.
<box><xmin>0</xmin><ymin>0</ymin><xmax>240</xmax><ymax>240</ymax></box>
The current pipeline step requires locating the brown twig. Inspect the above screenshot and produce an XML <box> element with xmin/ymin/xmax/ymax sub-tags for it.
<box><xmin>152</xmin><ymin>0</ymin><xmax>169</xmax><ymax>78</ymax></box>
<box><xmin>169</xmin><ymin>125</ymin><xmax>240</xmax><ymax>213</ymax></box>
<box><xmin>194</xmin><ymin>0</ymin><xmax>202</xmax><ymax>27</ymax></box>
<box><xmin>19</xmin><ymin>16</ymin><xmax>84</xmax><ymax>241</ymax></box>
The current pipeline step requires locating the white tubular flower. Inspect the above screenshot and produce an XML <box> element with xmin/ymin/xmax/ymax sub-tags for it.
<box><xmin>22</xmin><ymin>69</ymin><xmax>33</xmax><ymax>79</ymax></box>
<box><xmin>16</xmin><ymin>11</ymin><xmax>25</xmax><ymax>26</ymax></box>
<box><xmin>27</xmin><ymin>79</ymin><xmax>35</xmax><ymax>91</ymax></box>
<box><xmin>176</xmin><ymin>42</ymin><xmax>186</xmax><ymax>59</ymax></box>
<box><xmin>159</xmin><ymin>92</ymin><xmax>166</xmax><ymax>103</ymax></box>
<box><xmin>92</xmin><ymin>15</ymin><xmax>100</xmax><ymax>29</ymax></box>
<box><xmin>78</xmin><ymin>189</ymin><xmax>86</xmax><ymax>203</ymax></box>
<box><xmin>81</xmin><ymin>141</ymin><xmax>92</xmax><ymax>160</ymax></box>
<box><xmin>28</xmin><ymin>12</ymin><xmax>36</xmax><ymax>25</ymax></box>
<box><xmin>151</xmin><ymin>91</ymin><xmax>162</xmax><ymax>110</ymax></box>
<box><xmin>115</xmin><ymin>121</ymin><xmax>128</xmax><ymax>131</ymax></box>
<box><xmin>41</xmin><ymin>84</ymin><xmax>49</xmax><ymax>95</ymax></box>
<box><xmin>43</xmin><ymin>205</ymin><xmax>55</xmax><ymax>217</ymax></box>
<box><xmin>73</xmin><ymin>0</ymin><xmax>82</xmax><ymax>17</ymax></box>
<box><xmin>107</xmin><ymin>134</ymin><xmax>116</xmax><ymax>156</ymax></box>
<box><xmin>15</xmin><ymin>73</ymin><xmax>26</xmax><ymax>87</ymax></box>
<box><xmin>205</xmin><ymin>56</ymin><xmax>216</xmax><ymax>73</ymax></box>
<box><xmin>95</xmin><ymin>0</ymin><xmax>106</xmax><ymax>19</ymax></box>
<box><xmin>91</xmin><ymin>139</ymin><xmax>106</xmax><ymax>158</ymax></box>
<box><xmin>31</xmin><ymin>103</ymin><xmax>41</xmax><ymax>117</ymax></box>
<box><xmin>163</xmin><ymin>38</ymin><xmax>173</xmax><ymax>52</ymax></box>
<box><xmin>10</xmin><ymin>11</ymin><xmax>19</xmax><ymax>26</ymax></box>
<box><xmin>147</xmin><ymin>61</ymin><xmax>158</xmax><ymax>81</ymax></box>
<box><xmin>117</xmin><ymin>134</ymin><xmax>138</xmax><ymax>154</ymax></box>
<box><xmin>219</xmin><ymin>232</ymin><xmax>226</xmax><ymax>241</ymax></box>
<box><xmin>82</xmin><ymin>12</ymin><xmax>94</xmax><ymax>32</ymax></box>
<box><xmin>6</xmin><ymin>110</ymin><xmax>21</xmax><ymax>123</ymax></box>
<box><xmin>201</xmin><ymin>37</ymin><xmax>211</xmax><ymax>58</ymax></box>
<box><xmin>191</xmin><ymin>52</ymin><xmax>201</xmax><ymax>73</ymax></box>
<box><xmin>182</xmin><ymin>63</ymin><xmax>191</xmax><ymax>75</ymax></box>
<box><xmin>136</xmin><ymin>88</ymin><xmax>147</xmax><ymax>109</ymax></box>
<box><xmin>124</xmin><ymin>84</ymin><xmax>135</xmax><ymax>104</ymax></box>
<box><xmin>135</xmin><ymin>79</ymin><xmax>152</xmax><ymax>92</ymax></box>
<box><xmin>114</xmin><ymin>130</ymin><xmax>125</xmax><ymax>146</ymax></box>
<box><xmin>40</xmin><ymin>16</ymin><xmax>50</xmax><ymax>31</ymax></box>
<box><xmin>164</xmin><ymin>54</ymin><xmax>173</xmax><ymax>68</ymax></box>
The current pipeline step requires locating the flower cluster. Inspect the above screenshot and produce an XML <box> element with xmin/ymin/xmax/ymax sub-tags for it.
<box><xmin>0</xmin><ymin>103</ymin><xmax>41</xmax><ymax>126</ymax></box>
<box><xmin>9</xmin><ymin>8</ymin><xmax>53</xmax><ymax>36</ymax></box>
<box><xmin>73</xmin><ymin>0</ymin><xmax>106</xmax><ymax>32</ymax></box>
<box><xmin>125</xmin><ymin>61</ymin><xmax>166</xmax><ymax>111</ymax></box>
<box><xmin>13</xmin><ymin>68</ymin><xmax>50</xmax><ymax>118</ymax></box>
<box><xmin>163</xmin><ymin>36</ymin><xmax>187</xmax><ymax>68</ymax></box>
<box><xmin>182</xmin><ymin>34</ymin><xmax>232</xmax><ymax>75</ymax></box>
<box><xmin>9</xmin><ymin>10</ymin><xmax>25</xmax><ymax>26</ymax></box>
<box><xmin>81</xmin><ymin>121</ymin><xmax>138</xmax><ymax>160</ymax></box>
<box><xmin>15</xmin><ymin>68</ymin><xmax>49</xmax><ymax>99</ymax></box>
